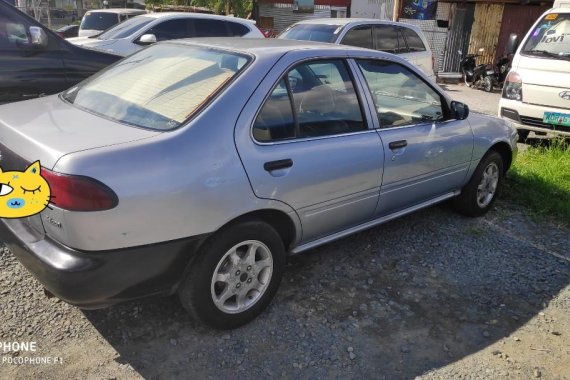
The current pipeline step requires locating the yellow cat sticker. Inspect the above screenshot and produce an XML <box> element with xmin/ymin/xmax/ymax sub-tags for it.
<box><xmin>0</xmin><ymin>161</ymin><xmax>51</xmax><ymax>219</ymax></box>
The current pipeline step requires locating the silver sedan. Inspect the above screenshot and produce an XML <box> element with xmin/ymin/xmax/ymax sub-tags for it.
<box><xmin>0</xmin><ymin>38</ymin><xmax>518</xmax><ymax>329</ymax></box>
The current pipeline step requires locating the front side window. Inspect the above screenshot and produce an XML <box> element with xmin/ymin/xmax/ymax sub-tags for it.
<box><xmin>62</xmin><ymin>44</ymin><xmax>250</xmax><ymax>131</ymax></box>
<box><xmin>253</xmin><ymin>60</ymin><xmax>366</xmax><ymax>142</ymax></box>
<box><xmin>98</xmin><ymin>16</ymin><xmax>153</xmax><ymax>40</ymax></box>
<box><xmin>401</xmin><ymin>27</ymin><xmax>426</xmax><ymax>52</ymax></box>
<box><xmin>0</xmin><ymin>14</ymin><xmax>29</xmax><ymax>49</ymax></box>
<box><xmin>357</xmin><ymin>60</ymin><xmax>443</xmax><ymax>128</ymax></box>
<box><xmin>522</xmin><ymin>13</ymin><xmax>570</xmax><ymax>58</ymax></box>
<box><xmin>146</xmin><ymin>19</ymin><xmax>191</xmax><ymax>41</ymax></box>
<box><xmin>342</xmin><ymin>26</ymin><xmax>373</xmax><ymax>49</ymax></box>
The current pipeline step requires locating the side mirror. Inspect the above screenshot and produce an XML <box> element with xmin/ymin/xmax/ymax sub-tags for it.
<box><xmin>451</xmin><ymin>101</ymin><xmax>469</xmax><ymax>120</ymax></box>
<box><xmin>29</xmin><ymin>26</ymin><xmax>48</xmax><ymax>48</ymax></box>
<box><xmin>137</xmin><ymin>34</ymin><xmax>157</xmax><ymax>45</ymax></box>
<box><xmin>506</xmin><ymin>33</ymin><xmax>519</xmax><ymax>55</ymax></box>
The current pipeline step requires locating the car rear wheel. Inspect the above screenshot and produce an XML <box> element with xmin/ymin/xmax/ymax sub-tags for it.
<box><xmin>453</xmin><ymin>151</ymin><xmax>504</xmax><ymax>217</ymax></box>
<box><xmin>178</xmin><ymin>220</ymin><xmax>285</xmax><ymax>329</ymax></box>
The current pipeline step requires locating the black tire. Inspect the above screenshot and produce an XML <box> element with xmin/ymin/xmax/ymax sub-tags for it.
<box><xmin>178</xmin><ymin>220</ymin><xmax>286</xmax><ymax>329</ymax></box>
<box><xmin>482</xmin><ymin>76</ymin><xmax>493</xmax><ymax>92</ymax></box>
<box><xmin>517</xmin><ymin>129</ymin><xmax>530</xmax><ymax>143</ymax></box>
<box><xmin>453</xmin><ymin>151</ymin><xmax>504</xmax><ymax>217</ymax></box>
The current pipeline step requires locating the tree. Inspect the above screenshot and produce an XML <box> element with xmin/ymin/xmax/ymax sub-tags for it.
<box><xmin>189</xmin><ymin>0</ymin><xmax>252</xmax><ymax>18</ymax></box>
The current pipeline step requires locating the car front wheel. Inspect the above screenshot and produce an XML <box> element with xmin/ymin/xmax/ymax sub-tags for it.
<box><xmin>178</xmin><ymin>220</ymin><xmax>286</xmax><ymax>329</ymax></box>
<box><xmin>453</xmin><ymin>151</ymin><xmax>504</xmax><ymax>217</ymax></box>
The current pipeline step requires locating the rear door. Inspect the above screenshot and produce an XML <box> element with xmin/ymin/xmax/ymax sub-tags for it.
<box><xmin>235</xmin><ymin>58</ymin><xmax>384</xmax><ymax>243</ymax></box>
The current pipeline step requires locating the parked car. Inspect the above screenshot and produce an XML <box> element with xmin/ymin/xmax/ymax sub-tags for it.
<box><xmin>0</xmin><ymin>38</ymin><xmax>517</xmax><ymax>329</ymax></box>
<box><xmin>0</xmin><ymin>1</ymin><xmax>121</xmax><ymax>104</ymax></box>
<box><xmin>69</xmin><ymin>12</ymin><xmax>264</xmax><ymax>56</ymax></box>
<box><xmin>499</xmin><ymin>0</ymin><xmax>570</xmax><ymax>140</ymax></box>
<box><xmin>78</xmin><ymin>8</ymin><xmax>147</xmax><ymax>37</ymax></box>
<box><xmin>56</xmin><ymin>24</ymin><xmax>79</xmax><ymax>38</ymax></box>
<box><xmin>279</xmin><ymin>18</ymin><xmax>435</xmax><ymax>79</ymax></box>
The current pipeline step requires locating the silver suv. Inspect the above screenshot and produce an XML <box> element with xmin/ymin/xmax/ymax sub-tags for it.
<box><xmin>279</xmin><ymin>19</ymin><xmax>435</xmax><ymax>79</ymax></box>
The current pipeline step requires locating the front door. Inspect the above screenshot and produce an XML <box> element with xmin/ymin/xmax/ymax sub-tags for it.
<box><xmin>355</xmin><ymin>59</ymin><xmax>474</xmax><ymax>215</ymax></box>
<box><xmin>235</xmin><ymin>59</ymin><xmax>384</xmax><ymax>242</ymax></box>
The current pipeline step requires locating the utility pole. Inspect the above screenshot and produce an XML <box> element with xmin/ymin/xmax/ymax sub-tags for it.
<box><xmin>392</xmin><ymin>0</ymin><xmax>400</xmax><ymax>21</ymax></box>
<box><xmin>76</xmin><ymin>0</ymin><xmax>84</xmax><ymax>18</ymax></box>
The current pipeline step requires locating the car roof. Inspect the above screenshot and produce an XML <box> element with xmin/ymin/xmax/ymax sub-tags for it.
<box><xmin>85</xmin><ymin>8</ymin><xmax>147</xmax><ymax>14</ymax></box>
<box><xmin>167</xmin><ymin>37</ymin><xmax>381</xmax><ymax>56</ymax></box>
<box><xmin>290</xmin><ymin>18</ymin><xmax>423</xmax><ymax>31</ymax></box>
<box><xmin>140</xmin><ymin>11</ymin><xmax>255</xmax><ymax>24</ymax></box>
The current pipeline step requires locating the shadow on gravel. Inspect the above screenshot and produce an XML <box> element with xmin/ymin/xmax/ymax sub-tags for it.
<box><xmin>83</xmin><ymin>205</ymin><xmax>570</xmax><ymax>379</ymax></box>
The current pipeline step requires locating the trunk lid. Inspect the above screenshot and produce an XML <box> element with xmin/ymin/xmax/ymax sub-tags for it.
<box><xmin>0</xmin><ymin>95</ymin><xmax>161</xmax><ymax>170</ymax></box>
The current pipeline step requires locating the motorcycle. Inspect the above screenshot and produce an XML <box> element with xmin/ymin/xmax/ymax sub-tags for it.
<box><xmin>459</xmin><ymin>48</ymin><xmax>496</xmax><ymax>92</ymax></box>
<box><xmin>493</xmin><ymin>53</ymin><xmax>512</xmax><ymax>89</ymax></box>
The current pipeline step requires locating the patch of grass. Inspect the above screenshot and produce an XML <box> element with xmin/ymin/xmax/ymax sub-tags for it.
<box><xmin>504</xmin><ymin>139</ymin><xmax>570</xmax><ymax>224</ymax></box>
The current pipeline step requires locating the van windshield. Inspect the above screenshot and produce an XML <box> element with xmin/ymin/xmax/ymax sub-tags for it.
<box><xmin>80</xmin><ymin>12</ymin><xmax>119</xmax><ymax>31</ymax></box>
<box><xmin>98</xmin><ymin>16</ymin><xmax>153</xmax><ymax>40</ymax></box>
<box><xmin>522</xmin><ymin>13</ymin><xmax>570</xmax><ymax>59</ymax></box>
<box><xmin>278</xmin><ymin>24</ymin><xmax>341</xmax><ymax>43</ymax></box>
<box><xmin>62</xmin><ymin>44</ymin><xmax>251</xmax><ymax>131</ymax></box>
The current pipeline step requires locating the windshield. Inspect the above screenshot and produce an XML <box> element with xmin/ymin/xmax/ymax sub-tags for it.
<box><xmin>80</xmin><ymin>12</ymin><xmax>119</xmax><ymax>31</ymax></box>
<box><xmin>278</xmin><ymin>24</ymin><xmax>341</xmax><ymax>43</ymax></box>
<box><xmin>62</xmin><ymin>44</ymin><xmax>251</xmax><ymax>131</ymax></box>
<box><xmin>522</xmin><ymin>13</ymin><xmax>570</xmax><ymax>58</ymax></box>
<box><xmin>98</xmin><ymin>16</ymin><xmax>153</xmax><ymax>40</ymax></box>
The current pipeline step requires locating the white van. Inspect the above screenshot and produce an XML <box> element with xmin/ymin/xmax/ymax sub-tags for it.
<box><xmin>499</xmin><ymin>0</ymin><xmax>570</xmax><ymax>139</ymax></box>
<box><xmin>78</xmin><ymin>9</ymin><xmax>146</xmax><ymax>37</ymax></box>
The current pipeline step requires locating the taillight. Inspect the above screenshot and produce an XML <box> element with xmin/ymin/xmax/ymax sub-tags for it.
<box><xmin>42</xmin><ymin>167</ymin><xmax>118</xmax><ymax>211</ymax></box>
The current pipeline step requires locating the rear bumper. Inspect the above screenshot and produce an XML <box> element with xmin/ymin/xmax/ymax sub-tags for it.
<box><xmin>499</xmin><ymin>98</ymin><xmax>570</xmax><ymax>137</ymax></box>
<box><xmin>0</xmin><ymin>218</ymin><xmax>208</xmax><ymax>309</ymax></box>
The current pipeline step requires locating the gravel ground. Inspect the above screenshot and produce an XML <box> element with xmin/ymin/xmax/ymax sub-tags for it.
<box><xmin>1</xmin><ymin>201</ymin><xmax>569</xmax><ymax>379</ymax></box>
<box><xmin>1</xmin><ymin>85</ymin><xmax>569</xmax><ymax>379</ymax></box>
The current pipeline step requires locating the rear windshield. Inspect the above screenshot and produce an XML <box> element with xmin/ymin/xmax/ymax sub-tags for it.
<box><xmin>62</xmin><ymin>44</ymin><xmax>251</xmax><ymax>131</ymax></box>
<box><xmin>98</xmin><ymin>15</ymin><xmax>153</xmax><ymax>40</ymax></box>
<box><xmin>80</xmin><ymin>12</ymin><xmax>119</xmax><ymax>31</ymax></box>
<box><xmin>278</xmin><ymin>24</ymin><xmax>341</xmax><ymax>43</ymax></box>
<box><xmin>522</xmin><ymin>13</ymin><xmax>570</xmax><ymax>59</ymax></box>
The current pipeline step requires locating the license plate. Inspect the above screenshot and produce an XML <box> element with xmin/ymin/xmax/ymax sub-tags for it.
<box><xmin>543</xmin><ymin>112</ymin><xmax>570</xmax><ymax>126</ymax></box>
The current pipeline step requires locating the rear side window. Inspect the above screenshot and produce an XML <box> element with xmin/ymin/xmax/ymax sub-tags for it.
<box><xmin>227</xmin><ymin>22</ymin><xmax>249</xmax><ymax>37</ymax></box>
<box><xmin>401</xmin><ymin>27</ymin><xmax>426</xmax><ymax>52</ymax></box>
<box><xmin>374</xmin><ymin>25</ymin><xmax>405</xmax><ymax>54</ymax></box>
<box><xmin>341</xmin><ymin>26</ymin><xmax>373</xmax><ymax>49</ymax></box>
<box><xmin>194</xmin><ymin>19</ymin><xmax>229</xmax><ymax>37</ymax></box>
<box><xmin>253</xmin><ymin>60</ymin><xmax>366</xmax><ymax>142</ymax></box>
<box><xmin>147</xmin><ymin>19</ymin><xmax>191</xmax><ymax>41</ymax></box>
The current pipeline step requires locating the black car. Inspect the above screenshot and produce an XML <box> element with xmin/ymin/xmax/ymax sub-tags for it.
<box><xmin>56</xmin><ymin>24</ymin><xmax>79</xmax><ymax>38</ymax></box>
<box><xmin>0</xmin><ymin>2</ymin><xmax>121</xmax><ymax>104</ymax></box>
